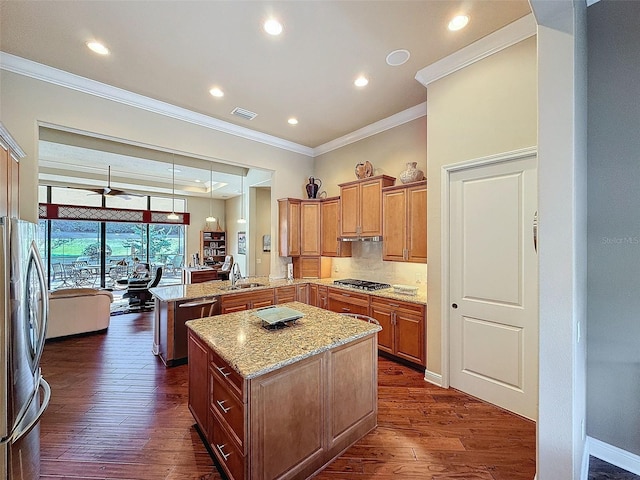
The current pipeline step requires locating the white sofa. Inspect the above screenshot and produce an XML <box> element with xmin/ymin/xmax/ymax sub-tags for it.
<box><xmin>47</xmin><ymin>288</ymin><xmax>113</xmax><ymax>339</ymax></box>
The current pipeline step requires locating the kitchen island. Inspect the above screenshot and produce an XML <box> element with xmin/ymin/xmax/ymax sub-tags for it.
<box><xmin>186</xmin><ymin>302</ymin><xmax>380</xmax><ymax>480</ymax></box>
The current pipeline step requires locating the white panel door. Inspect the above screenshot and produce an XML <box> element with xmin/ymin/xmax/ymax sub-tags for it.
<box><xmin>449</xmin><ymin>154</ymin><xmax>538</xmax><ymax>420</ymax></box>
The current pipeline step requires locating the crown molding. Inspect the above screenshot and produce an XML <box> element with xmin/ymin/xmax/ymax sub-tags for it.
<box><xmin>313</xmin><ymin>102</ymin><xmax>427</xmax><ymax>157</ymax></box>
<box><xmin>0</xmin><ymin>52</ymin><xmax>315</xmax><ymax>157</ymax></box>
<box><xmin>0</xmin><ymin>121</ymin><xmax>27</xmax><ymax>158</ymax></box>
<box><xmin>415</xmin><ymin>13</ymin><xmax>537</xmax><ymax>87</ymax></box>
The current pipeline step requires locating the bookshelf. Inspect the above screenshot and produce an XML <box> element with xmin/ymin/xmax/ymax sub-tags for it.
<box><xmin>200</xmin><ymin>230</ymin><xmax>226</xmax><ymax>265</ymax></box>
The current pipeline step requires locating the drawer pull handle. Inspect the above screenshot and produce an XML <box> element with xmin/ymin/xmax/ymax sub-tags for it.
<box><xmin>216</xmin><ymin>400</ymin><xmax>232</xmax><ymax>413</ymax></box>
<box><xmin>216</xmin><ymin>443</ymin><xmax>232</xmax><ymax>461</ymax></box>
<box><xmin>342</xmin><ymin>293</ymin><xmax>351</xmax><ymax>297</ymax></box>
<box><xmin>341</xmin><ymin>307</ymin><xmax>350</xmax><ymax>312</ymax></box>
<box><xmin>216</xmin><ymin>366</ymin><xmax>232</xmax><ymax>378</ymax></box>
<box><xmin>389</xmin><ymin>303</ymin><xmax>400</xmax><ymax>308</ymax></box>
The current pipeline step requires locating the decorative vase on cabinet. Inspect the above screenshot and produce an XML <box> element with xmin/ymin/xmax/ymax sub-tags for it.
<box><xmin>399</xmin><ymin>162</ymin><xmax>425</xmax><ymax>184</ymax></box>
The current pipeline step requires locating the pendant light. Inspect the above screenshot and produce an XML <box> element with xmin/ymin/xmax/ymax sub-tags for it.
<box><xmin>205</xmin><ymin>165</ymin><xmax>216</xmax><ymax>223</ymax></box>
<box><xmin>167</xmin><ymin>156</ymin><xmax>179</xmax><ymax>220</ymax></box>
<box><xmin>237</xmin><ymin>174</ymin><xmax>246</xmax><ymax>224</ymax></box>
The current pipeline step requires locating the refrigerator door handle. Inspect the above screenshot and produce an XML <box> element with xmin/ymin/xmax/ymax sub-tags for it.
<box><xmin>11</xmin><ymin>376</ymin><xmax>51</xmax><ymax>443</ymax></box>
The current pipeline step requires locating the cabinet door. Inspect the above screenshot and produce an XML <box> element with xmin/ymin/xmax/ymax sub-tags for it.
<box><xmin>300</xmin><ymin>202</ymin><xmax>321</xmax><ymax>256</ymax></box>
<box><xmin>308</xmin><ymin>284</ymin><xmax>319</xmax><ymax>307</ymax></box>
<box><xmin>295</xmin><ymin>284</ymin><xmax>309</xmax><ymax>304</ymax></box>
<box><xmin>275</xmin><ymin>286</ymin><xmax>296</xmax><ymax>304</ymax></box>
<box><xmin>369</xmin><ymin>305</ymin><xmax>394</xmax><ymax>354</ymax></box>
<box><xmin>321</xmin><ymin>198</ymin><xmax>351</xmax><ymax>257</ymax></box>
<box><xmin>188</xmin><ymin>332</ymin><xmax>209</xmax><ymax>432</ymax></box>
<box><xmin>382</xmin><ymin>188</ymin><xmax>407</xmax><ymax>261</ymax></box>
<box><xmin>360</xmin><ymin>179</ymin><xmax>384</xmax><ymax>236</ymax></box>
<box><xmin>318</xmin><ymin>286</ymin><xmax>328</xmax><ymax>310</ymax></box>
<box><xmin>395</xmin><ymin>310</ymin><xmax>425</xmax><ymax>366</ymax></box>
<box><xmin>407</xmin><ymin>183</ymin><xmax>427</xmax><ymax>263</ymax></box>
<box><xmin>339</xmin><ymin>184</ymin><xmax>359</xmax><ymax>236</ymax></box>
<box><xmin>278</xmin><ymin>199</ymin><xmax>301</xmax><ymax>256</ymax></box>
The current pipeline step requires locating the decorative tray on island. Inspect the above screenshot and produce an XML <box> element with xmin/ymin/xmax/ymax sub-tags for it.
<box><xmin>392</xmin><ymin>284</ymin><xmax>418</xmax><ymax>296</ymax></box>
<box><xmin>254</xmin><ymin>306</ymin><xmax>304</xmax><ymax>330</ymax></box>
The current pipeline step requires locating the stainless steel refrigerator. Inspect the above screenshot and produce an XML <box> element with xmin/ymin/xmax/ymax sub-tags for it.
<box><xmin>1</xmin><ymin>217</ymin><xmax>51</xmax><ymax>479</ymax></box>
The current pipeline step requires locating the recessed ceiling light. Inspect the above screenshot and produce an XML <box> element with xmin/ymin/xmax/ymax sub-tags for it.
<box><xmin>386</xmin><ymin>49</ymin><xmax>410</xmax><ymax>66</ymax></box>
<box><xmin>264</xmin><ymin>18</ymin><xmax>283</xmax><ymax>36</ymax></box>
<box><xmin>86</xmin><ymin>41</ymin><xmax>110</xmax><ymax>55</ymax></box>
<box><xmin>288</xmin><ymin>118</ymin><xmax>298</xmax><ymax>125</ymax></box>
<box><xmin>448</xmin><ymin>15</ymin><xmax>469</xmax><ymax>31</ymax></box>
<box><xmin>354</xmin><ymin>76</ymin><xmax>369</xmax><ymax>87</ymax></box>
<box><xmin>168</xmin><ymin>167</ymin><xmax>181</xmax><ymax>173</ymax></box>
<box><xmin>209</xmin><ymin>87</ymin><xmax>224</xmax><ymax>98</ymax></box>
<box><xmin>195</xmin><ymin>179</ymin><xmax>201</xmax><ymax>183</ymax></box>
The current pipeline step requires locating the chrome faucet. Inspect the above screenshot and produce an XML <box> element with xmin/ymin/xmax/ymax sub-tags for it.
<box><xmin>231</xmin><ymin>263</ymin><xmax>243</xmax><ymax>286</ymax></box>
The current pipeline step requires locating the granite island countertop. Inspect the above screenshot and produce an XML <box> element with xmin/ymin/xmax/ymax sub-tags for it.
<box><xmin>151</xmin><ymin>276</ymin><xmax>426</xmax><ymax>305</ymax></box>
<box><xmin>186</xmin><ymin>301</ymin><xmax>381</xmax><ymax>379</ymax></box>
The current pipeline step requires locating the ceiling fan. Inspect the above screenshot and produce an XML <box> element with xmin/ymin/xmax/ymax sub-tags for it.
<box><xmin>73</xmin><ymin>166</ymin><xmax>142</xmax><ymax>199</ymax></box>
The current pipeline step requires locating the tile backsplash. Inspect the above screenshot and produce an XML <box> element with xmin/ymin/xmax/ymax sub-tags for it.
<box><xmin>331</xmin><ymin>242</ymin><xmax>427</xmax><ymax>291</ymax></box>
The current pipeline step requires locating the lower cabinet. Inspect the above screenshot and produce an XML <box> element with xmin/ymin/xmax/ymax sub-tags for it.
<box><xmin>274</xmin><ymin>285</ymin><xmax>296</xmax><ymax>304</ymax></box>
<box><xmin>220</xmin><ymin>289</ymin><xmax>274</xmax><ymax>314</ymax></box>
<box><xmin>189</xmin><ymin>331</ymin><xmax>377</xmax><ymax>480</ymax></box>
<box><xmin>327</xmin><ymin>287</ymin><xmax>370</xmax><ymax>316</ymax></box>
<box><xmin>370</xmin><ymin>297</ymin><xmax>426</xmax><ymax>366</ymax></box>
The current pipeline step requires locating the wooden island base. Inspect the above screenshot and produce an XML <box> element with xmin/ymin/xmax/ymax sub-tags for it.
<box><xmin>187</xmin><ymin>304</ymin><xmax>379</xmax><ymax>480</ymax></box>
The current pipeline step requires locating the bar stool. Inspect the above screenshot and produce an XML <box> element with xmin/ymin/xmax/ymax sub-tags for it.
<box><xmin>179</xmin><ymin>297</ymin><xmax>218</xmax><ymax>318</ymax></box>
<box><xmin>340</xmin><ymin>313</ymin><xmax>380</xmax><ymax>325</ymax></box>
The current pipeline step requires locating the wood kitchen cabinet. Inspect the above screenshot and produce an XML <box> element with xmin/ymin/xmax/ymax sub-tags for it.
<box><xmin>339</xmin><ymin>175</ymin><xmax>395</xmax><ymax>238</ymax></box>
<box><xmin>308</xmin><ymin>284</ymin><xmax>328</xmax><ymax>309</ymax></box>
<box><xmin>300</xmin><ymin>200</ymin><xmax>321</xmax><ymax>256</ymax></box>
<box><xmin>278</xmin><ymin>198</ymin><xmax>301</xmax><ymax>256</ymax></box>
<box><xmin>370</xmin><ymin>296</ymin><xmax>426</xmax><ymax>366</ymax></box>
<box><xmin>382</xmin><ymin>180</ymin><xmax>427</xmax><ymax>263</ymax></box>
<box><xmin>327</xmin><ymin>286</ymin><xmax>370</xmax><ymax>316</ymax></box>
<box><xmin>320</xmin><ymin>197</ymin><xmax>351</xmax><ymax>257</ymax></box>
<box><xmin>220</xmin><ymin>289</ymin><xmax>274</xmax><ymax>314</ymax></box>
<box><xmin>0</xmin><ymin>127</ymin><xmax>22</xmax><ymax>218</ymax></box>
<box><xmin>292</xmin><ymin>256</ymin><xmax>331</xmax><ymax>279</ymax></box>
<box><xmin>274</xmin><ymin>285</ymin><xmax>296</xmax><ymax>304</ymax></box>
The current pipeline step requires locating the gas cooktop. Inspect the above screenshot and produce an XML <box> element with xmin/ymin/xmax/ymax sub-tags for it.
<box><xmin>333</xmin><ymin>278</ymin><xmax>391</xmax><ymax>291</ymax></box>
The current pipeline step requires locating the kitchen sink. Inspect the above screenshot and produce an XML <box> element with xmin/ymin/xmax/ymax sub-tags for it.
<box><xmin>220</xmin><ymin>282</ymin><xmax>266</xmax><ymax>291</ymax></box>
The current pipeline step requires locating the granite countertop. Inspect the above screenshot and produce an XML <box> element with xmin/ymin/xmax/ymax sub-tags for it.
<box><xmin>186</xmin><ymin>301</ymin><xmax>381</xmax><ymax>379</ymax></box>
<box><xmin>150</xmin><ymin>276</ymin><xmax>426</xmax><ymax>305</ymax></box>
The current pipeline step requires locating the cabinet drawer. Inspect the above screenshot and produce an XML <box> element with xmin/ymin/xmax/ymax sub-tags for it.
<box><xmin>211</xmin><ymin>414</ymin><xmax>245</xmax><ymax>480</ymax></box>
<box><xmin>211</xmin><ymin>371</ymin><xmax>245</xmax><ymax>451</ymax></box>
<box><xmin>275</xmin><ymin>286</ymin><xmax>296</xmax><ymax>304</ymax></box>
<box><xmin>327</xmin><ymin>287</ymin><xmax>369</xmax><ymax>306</ymax></box>
<box><xmin>370</xmin><ymin>296</ymin><xmax>425</xmax><ymax>317</ymax></box>
<box><xmin>210</xmin><ymin>348</ymin><xmax>245</xmax><ymax>401</ymax></box>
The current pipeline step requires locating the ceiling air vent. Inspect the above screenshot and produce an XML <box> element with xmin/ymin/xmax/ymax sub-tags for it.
<box><xmin>231</xmin><ymin>107</ymin><xmax>258</xmax><ymax>121</ymax></box>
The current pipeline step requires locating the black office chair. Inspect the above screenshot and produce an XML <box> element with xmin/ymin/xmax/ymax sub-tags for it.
<box><xmin>123</xmin><ymin>266</ymin><xmax>163</xmax><ymax>311</ymax></box>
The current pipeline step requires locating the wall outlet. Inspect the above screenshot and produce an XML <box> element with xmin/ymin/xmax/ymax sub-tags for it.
<box><xmin>334</xmin><ymin>265</ymin><xmax>339</xmax><ymax>273</ymax></box>
<box><xmin>256</xmin><ymin>258</ymin><xmax>261</xmax><ymax>264</ymax></box>
<box><xmin>415</xmin><ymin>273</ymin><xmax>421</xmax><ymax>284</ymax></box>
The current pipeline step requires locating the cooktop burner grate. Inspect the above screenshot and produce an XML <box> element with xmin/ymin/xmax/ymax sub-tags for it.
<box><xmin>333</xmin><ymin>278</ymin><xmax>391</xmax><ymax>291</ymax></box>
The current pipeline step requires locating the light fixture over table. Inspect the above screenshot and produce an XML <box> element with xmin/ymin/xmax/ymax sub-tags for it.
<box><xmin>167</xmin><ymin>156</ymin><xmax>179</xmax><ymax>220</ymax></box>
<box><xmin>237</xmin><ymin>174</ymin><xmax>246</xmax><ymax>224</ymax></box>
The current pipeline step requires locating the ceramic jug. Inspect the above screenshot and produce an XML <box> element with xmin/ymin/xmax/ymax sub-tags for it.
<box><xmin>306</xmin><ymin>177</ymin><xmax>322</xmax><ymax>198</ymax></box>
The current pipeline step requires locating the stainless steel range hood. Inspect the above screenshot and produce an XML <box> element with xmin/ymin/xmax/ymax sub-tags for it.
<box><xmin>338</xmin><ymin>236</ymin><xmax>382</xmax><ymax>242</ymax></box>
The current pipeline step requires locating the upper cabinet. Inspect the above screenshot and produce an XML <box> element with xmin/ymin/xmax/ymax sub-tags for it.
<box><xmin>339</xmin><ymin>175</ymin><xmax>395</xmax><ymax>238</ymax></box>
<box><xmin>278</xmin><ymin>198</ymin><xmax>301</xmax><ymax>256</ymax></box>
<box><xmin>382</xmin><ymin>180</ymin><xmax>427</xmax><ymax>263</ymax></box>
<box><xmin>320</xmin><ymin>197</ymin><xmax>351</xmax><ymax>257</ymax></box>
<box><xmin>300</xmin><ymin>200</ymin><xmax>321</xmax><ymax>256</ymax></box>
<box><xmin>0</xmin><ymin>125</ymin><xmax>24</xmax><ymax>219</ymax></box>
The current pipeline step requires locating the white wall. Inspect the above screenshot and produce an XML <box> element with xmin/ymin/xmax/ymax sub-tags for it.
<box><xmin>425</xmin><ymin>36</ymin><xmax>537</xmax><ymax>375</ymax></box>
<box><xmin>0</xmin><ymin>70</ymin><xmax>313</xmax><ymax>278</ymax></box>
<box><xmin>531</xmin><ymin>0</ymin><xmax>588</xmax><ymax>478</ymax></box>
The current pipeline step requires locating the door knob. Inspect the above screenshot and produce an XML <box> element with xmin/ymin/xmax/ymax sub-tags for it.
<box><xmin>451</xmin><ymin>303</ymin><xmax>458</xmax><ymax>309</ymax></box>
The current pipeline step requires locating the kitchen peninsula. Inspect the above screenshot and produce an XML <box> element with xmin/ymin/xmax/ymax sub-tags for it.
<box><xmin>186</xmin><ymin>302</ymin><xmax>380</xmax><ymax>480</ymax></box>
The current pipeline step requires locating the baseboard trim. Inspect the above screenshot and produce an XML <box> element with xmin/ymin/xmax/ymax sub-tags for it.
<box><xmin>588</xmin><ymin>436</ymin><xmax>640</xmax><ymax>476</ymax></box>
<box><xmin>423</xmin><ymin>369</ymin><xmax>443</xmax><ymax>387</ymax></box>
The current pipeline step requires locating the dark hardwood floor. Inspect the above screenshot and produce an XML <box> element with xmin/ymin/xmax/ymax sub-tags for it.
<box><xmin>39</xmin><ymin>310</ymin><xmax>536</xmax><ymax>480</ymax></box>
